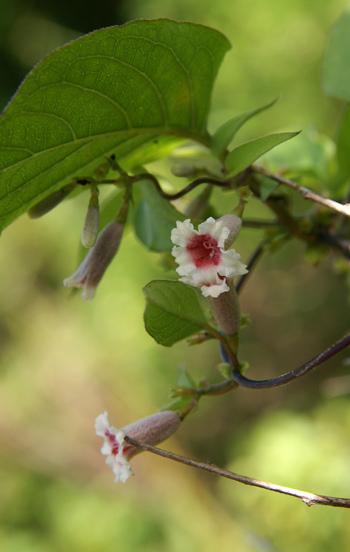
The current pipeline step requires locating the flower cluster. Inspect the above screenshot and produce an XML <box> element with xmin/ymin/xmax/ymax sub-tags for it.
<box><xmin>171</xmin><ymin>216</ymin><xmax>247</xmax><ymax>298</ymax></box>
<box><xmin>95</xmin><ymin>411</ymin><xmax>181</xmax><ymax>483</ymax></box>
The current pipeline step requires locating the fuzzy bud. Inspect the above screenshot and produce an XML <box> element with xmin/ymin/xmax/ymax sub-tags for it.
<box><xmin>217</xmin><ymin>214</ymin><xmax>242</xmax><ymax>249</ymax></box>
<box><xmin>208</xmin><ymin>280</ymin><xmax>241</xmax><ymax>336</ymax></box>
<box><xmin>64</xmin><ymin>219</ymin><xmax>124</xmax><ymax>300</ymax></box>
<box><xmin>81</xmin><ymin>187</ymin><xmax>100</xmax><ymax>248</ymax></box>
<box><xmin>28</xmin><ymin>184</ymin><xmax>76</xmax><ymax>219</ymax></box>
<box><xmin>171</xmin><ymin>163</ymin><xmax>197</xmax><ymax>177</ymax></box>
<box><xmin>122</xmin><ymin>411</ymin><xmax>181</xmax><ymax>450</ymax></box>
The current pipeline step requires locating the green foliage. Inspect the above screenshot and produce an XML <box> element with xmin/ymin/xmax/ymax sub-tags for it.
<box><xmin>143</xmin><ymin>280</ymin><xmax>213</xmax><ymax>346</ymax></box>
<box><xmin>259</xmin><ymin>177</ymin><xmax>279</xmax><ymax>203</ymax></box>
<box><xmin>225</xmin><ymin>132</ymin><xmax>299</xmax><ymax>176</ymax></box>
<box><xmin>133</xmin><ymin>179</ymin><xmax>185</xmax><ymax>251</ymax></box>
<box><xmin>1</xmin><ymin>7</ymin><xmax>350</xmax><ymax>548</ymax></box>
<box><xmin>176</xmin><ymin>364</ymin><xmax>197</xmax><ymax>388</ymax></box>
<box><xmin>336</xmin><ymin>105</ymin><xmax>350</xmax><ymax>176</ymax></box>
<box><xmin>263</xmin><ymin>130</ymin><xmax>334</xmax><ymax>183</ymax></box>
<box><xmin>211</xmin><ymin>97</ymin><xmax>278</xmax><ymax>159</ymax></box>
<box><xmin>323</xmin><ymin>10</ymin><xmax>350</xmax><ymax>100</ymax></box>
<box><xmin>0</xmin><ymin>19</ymin><xmax>230</xmax><ymax>232</ymax></box>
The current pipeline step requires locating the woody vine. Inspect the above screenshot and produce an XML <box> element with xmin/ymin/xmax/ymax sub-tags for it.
<box><xmin>0</xmin><ymin>18</ymin><xmax>350</xmax><ymax>508</ymax></box>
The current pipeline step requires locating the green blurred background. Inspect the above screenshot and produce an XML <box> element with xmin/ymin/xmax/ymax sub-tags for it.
<box><xmin>1</xmin><ymin>0</ymin><xmax>350</xmax><ymax>551</ymax></box>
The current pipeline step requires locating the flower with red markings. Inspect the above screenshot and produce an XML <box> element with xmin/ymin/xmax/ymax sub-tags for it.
<box><xmin>171</xmin><ymin>217</ymin><xmax>247</xmax><ymax>298</ymax></box>
<box><xmin>95</xmin><ymin>411</ymin><xmax>181</xmax><ymax>483</ymax></box>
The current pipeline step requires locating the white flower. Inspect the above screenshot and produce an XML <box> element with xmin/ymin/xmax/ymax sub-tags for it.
<box><xmin>63</xmin><ymin>219</ymin><xmax>124</xmax><ymax>301</ymax></box>
<box><xmin>171</xmin><ymin>217</ymin><xmax>247</xmax><ymax>298</ymax></box>
<box><xmin>95</xmin><ymin>411</ymin><xmax>181</xmax><ymax>483</ymax></box>
<box><xmin>95</xmin><ymin>412</ymin><xmax>134</xmax><ymax>483</ymax></box>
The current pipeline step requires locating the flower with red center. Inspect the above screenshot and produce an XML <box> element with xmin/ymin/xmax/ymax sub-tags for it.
<box><xmin>95</xmin><ymin>411</ymin><xmax>181</xmax><ymax>483</ymax></box>
<box><xmin>171</xmin><ymin>217</ymin><xmax>247</xmax><ymax>298</ymax></box>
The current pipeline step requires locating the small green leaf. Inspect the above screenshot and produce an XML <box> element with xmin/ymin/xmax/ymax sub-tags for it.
<box><xmin>225</xmin><ymin>132</ymin><xmax>299</xmax><ymax>177</ymax></box>
<box><xmin>211</xmin><ymin>98</ymin><xmax>278</xmax><ymax>159</ymax></box>
<box><xmin>323</xmin><ymin>10</ymin><xmax>350</xmax><ymax>100</ymax></box>
<box><xmin>143</xmin><ymin>280</ymin><xmax>213</xmax><ymax>346</ymax></box>
<box><xmin>0</xmin><ymin>20</ymin><xmax>230</xmax><ymax>232</ymax></box>
<box><xmin>161</xmin><ymin>396</ymin><xmax>194</xmax><ymax>413</ymax></box>
<box><xmin>259</xmin><ymin>177</ymin><xmax>279</xmax><ymax>202</ymax></box>
<box><xmin>133</xmin><ymin>179</ymin><xmax>185</xmax><ymax>251</ymax></box>
<box><xmin>217</xmin><ymin>363</ymin><xmax>232</xmax><ymax>380</ymax></box>
<box><xmin>176</xmin><ymin>365</ymin><xmax>197</xmax><ymax>388</ymax></box>
<box><xmin>263</xmin><ymin>130</ymin><xmax>334</xmax><ymax>183</ymax></box>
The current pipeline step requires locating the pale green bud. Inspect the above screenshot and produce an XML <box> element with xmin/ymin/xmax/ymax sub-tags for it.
<box><xmin>28</xmin><ymin>184</ymin><xmax>76</xmax><ymax>218</ymax></box>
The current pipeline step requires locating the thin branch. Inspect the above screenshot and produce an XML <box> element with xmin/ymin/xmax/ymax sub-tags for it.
<box><xmin>235</xmin><ymin>240</ymin><xmax>267</xmax><ymax>295</ymax></box>
<box><xmin>318</xmin><ymin>232</ymin><xmax>350</xmax><ymax>260</ymax></box>
<box><xmin>130</xmin><ymin>173</ymin><xmax>230</xmax><ymax>200</ymax></box>
<box><xmin>124</xmin><ymin>436</ymin><xmax>350</xmax><ymax>508</ymax></box>
<box><xmin>252</xmin><ymin>164</ymin><xmax>350</xmax><ymax>218</ymax></box>
<box><xmin>242</xmin><ymin>218</ymin><xmax>282</xmax><ymax>229</ymax></box>
<box><xmin>231</xmin><ymin>332</ymin><xmax>350</xmax><ymax>389</ymax></box>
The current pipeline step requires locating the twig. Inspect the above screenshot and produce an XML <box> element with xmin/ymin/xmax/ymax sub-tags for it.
<box><xmin>318</xmin><ymin>232</ymin><xmax>350</xmax><ymax>260</ymax></box>
<box><xmin>252</xmin><ymin>165</ymin><xmax>350</xmax><ymax>218</ymax></box>
<box><xmin>236</xmin><ymin>240</ymin><xmax>266</xmax><ymax>295</ymax></box>
<box><xmin>124</xmin><ymin>436</ymin><xmax>350</xmax><ymax>508</ymax></box>
<box><xmin>242</xmin><ymin>219</ymin><xmax>282</xmax><ymax>229</ymax></box>
<box><xmin>130</xmin><ymin>173</ymin><xmax>230</xmax><ymax>200</ymax></box>
<box><xmin>230</xmin><ymin>332</ymin><xmax>350</xmax><ymax>389</ymax></box>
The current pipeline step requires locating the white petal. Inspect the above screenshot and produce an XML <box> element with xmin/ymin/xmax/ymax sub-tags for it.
<box><xmin>197</xmin><ymin>217</ymin><xmax>216</xmax><ymax>234</ymax></box>
<box><xmin>95</xmin><ymin>412</ymin><xmax>109</xmax><ymax>436</ymax></box>
<box><xmin>63</xmin><ymin>252</ymin><xmax>91</xmax><ymax>288</ymax></box>
<box><xmin>170</xmin><ymin>219</ymin><xmax>195</xmax><ymax>247</ymax></box>
<box><xmin>101</xmin><ymin>441</ymin><xmax>112</xmax><ymax>455</ymax></box>
<box><xmin>115</xmin><ymin>430</ymin><xmax>125</xmax><ymax>445</ymax></box>
<box><xmin>201</xmin><ymin>281</ymin><xmax>230</xmax><ymax>297</ymax></box>
<box><xmin>190</xmin><ymin>265</ymin><xmax>219</xmax><ymax>286</ymax></box>
<box><xmin>81</xmin><ymin>282</ymin><xmax>97</xmax><ymax>301</ymax></box>
<box><xmin>216</xmin><ymin>250</ymin><xmax>248</xmax><ymax>278</ymax></box>
<box><xmin>106</xmin><ymin>455</ymin><xmax>133</xmax><ymax>483</ymax></box>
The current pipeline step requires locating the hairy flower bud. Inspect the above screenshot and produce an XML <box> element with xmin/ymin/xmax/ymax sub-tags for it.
<box><xmin>208</xmin><ymin>280</ymin><xmax>241</xmax><ymax>336</ymax></box>
<box><xmin>81</xmin><ymin>187</ymin><xmax>100</xmax><ymax>248</ymax></box>
<box><xmin>217</xmin><ymin>214</ymin><xmax>242</xmax><ymax>249</ymax></box>
<box><xmin>28</xmin><ymin>183</ymin><xmax>76</xmax><ymax>219</ymax></box>
<box><xmin>171</xmin><ymin>163</ymin><xmax>197</xmax><ymax>177</ymax></box>
<box><xmin>63</xmin><ymin>219</ymin><xmax>124</xmax><ymax>300</ymax></box>
<box><xmin>95</xmin><ymin>411</ymin><xmax>181</xmax><ymax>483</ymax></box>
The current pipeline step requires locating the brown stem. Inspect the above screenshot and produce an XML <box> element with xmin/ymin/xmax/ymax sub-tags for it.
<box><xmin>230</xmin><ymin>332</ymin><xmax>350</xmax><ymax>389</ymax></box>
<box><xmin>130</xmin><ymin>173</ymin><xmax>231</xmax><ymax>200</ymax></box>
<box><xmin>252</xmin><ymin>164</ymin><xmax>350</xmax><ymax>218</ymax></box>
<box><xmin>123</xmin><ymin>436</ymin><xmax>350</xmax><ymax>508</ymax></box>
<box><xmin>235</xmin><ymin>240</ymin><xmax>266</xmax><ymax>295</ymax></box>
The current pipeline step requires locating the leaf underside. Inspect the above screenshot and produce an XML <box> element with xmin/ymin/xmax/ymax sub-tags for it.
<box><xmin>0</xmin><ymin>19</ymin><xmax>230</xmax><ymax>232</ymax></box>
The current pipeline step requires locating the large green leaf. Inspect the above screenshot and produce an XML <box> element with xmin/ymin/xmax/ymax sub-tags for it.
<box><xmin>323</xmin><ymin>10</ymin><xmax>350</xmax><ymax>100</ymax></box>
<box><xmin>225</xmin><ymin>132</ymin><xmax>299</xmax><ymax>177</ymax></box>
<box><xmin>0</xmin><ymin>19</ymin><xmax>230</xmax><ymax>232</ymax></box>
<box><xmin>143</xmin><ymin>280</ymin><xmax>212</xmax><ymax>346</ymax></box>
<box><xmin>133</xmin><ymin>179</ymin><xmax>185</xmax><ymax>251</ymax></box>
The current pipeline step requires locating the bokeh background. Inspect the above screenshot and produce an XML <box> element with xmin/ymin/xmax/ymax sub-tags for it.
<box><xmin>1</xmin><ymin>1</ymin><xmax>350</xmax><ymax>551</ymax></box>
